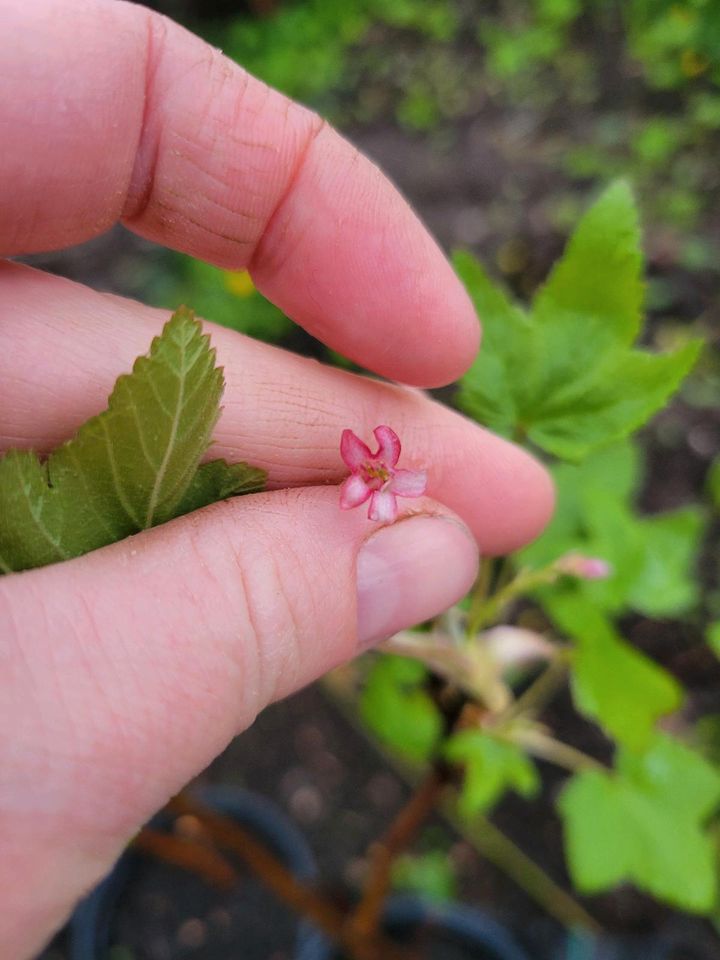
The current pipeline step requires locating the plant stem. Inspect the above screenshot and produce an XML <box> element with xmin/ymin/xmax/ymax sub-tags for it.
<box><xmin>349</xmin><ymin>766</ymin><xmax>448</xmax><ymax>940</ymax></box>
<box><xmin>133</xmin><ymin>826</ymin><xmax>237</xmax><ymax>889</ymax></box>
<box><xmin>442</xmin><ymin>799</ymin><xmax>602</xmax><ymax>934</ymax></box>
<box><xmin>467</xmin><ymin>563</ymin><xmax>557</xmax><ymax>636</ymax></box>
<box><xmin>494</xmin><ymin>652</ymin><xmax>571</xmax><ymax>727</ymax></box>
<box><xmin>513</xmin><ymin>729</ymin><xmax>606</xmax><ymax>774</ymax></box>
<box><xmin>168</xmin><ymin>793</ymin><xmax>415</xmax><ymax>960</ymax></box>
<box><xmin>323</xmin><ymin>676</ymin><xmax>601</xmax><ymax>934</ymax></box>
<box><xmin>466</xmin><ymin>556</ymin><xmax>494</xmax><ymax>630</ymax></box>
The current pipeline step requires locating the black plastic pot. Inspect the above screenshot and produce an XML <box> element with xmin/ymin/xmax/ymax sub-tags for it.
<box><xmin>296</xmin><ymin>893</ymin><xmax>531</xmax><ymax>960</ymax></box>
<box><xmin>563</xmin><ymin>928</ymin><xmax>706</xmax><ymax>960</ymax></box>
<box><xmin>69</xmin><ymin>785</ymin><xmax>531</xmax><ymax>960</ymax></box>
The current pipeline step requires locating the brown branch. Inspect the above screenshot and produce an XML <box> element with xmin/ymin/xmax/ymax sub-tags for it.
<box><xmin>132</xmin><ymin>827</ymin><xmax>237</xmax><ymax>890</ymax></box>
<box><xmin>349</xmin><ymin>766</ymin><xmax>449</xmax><ymax>941</ymax></box>
<box><xmin>168</xmin><ymin>793</ymin><xmax>417</xmax><ymax>960</ymax></box>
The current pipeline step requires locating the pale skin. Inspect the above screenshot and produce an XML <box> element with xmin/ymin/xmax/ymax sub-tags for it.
<box><xmin>0</xmin><ymin>1</ymin><xmax>555</xmax><ymax>956</ymax></box>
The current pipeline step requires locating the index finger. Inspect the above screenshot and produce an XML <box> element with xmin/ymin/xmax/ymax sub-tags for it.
<box><xmin>1</xmin><ymin>0</ymin><xmax>479</xmax><ymax>387</ymax></box>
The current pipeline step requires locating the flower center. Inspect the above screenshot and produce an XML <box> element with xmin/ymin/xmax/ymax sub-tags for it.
<box><xmin>362</xmin><ymin>460</ymin><xmax>391</xmax><ymax>488</ymax></box>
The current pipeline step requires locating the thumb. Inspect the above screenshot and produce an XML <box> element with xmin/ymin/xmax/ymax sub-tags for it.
<box><xmin>0</xmin><ymin>486</ymin><xmax>477</xmax><ymax>957</ymax></box>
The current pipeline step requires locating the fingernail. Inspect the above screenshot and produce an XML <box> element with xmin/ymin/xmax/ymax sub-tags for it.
<box><xmin>356</xmin><ymin>516</ymin><xmax>479</xmax><ymax>648</ymax></box>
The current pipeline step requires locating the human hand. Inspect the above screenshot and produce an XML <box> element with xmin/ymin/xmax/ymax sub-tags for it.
<box><xmin>0</xmin><ymin>1</ymin><xmax>553</xmax><ymax>955</ymax></box>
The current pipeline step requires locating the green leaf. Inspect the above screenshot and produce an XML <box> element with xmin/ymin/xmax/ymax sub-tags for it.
<box><xmin>559</xmin><ymin>735</ymin><xmax>720</xmax><ymax>912</ymax></box>
<box><xmin>0</xmin><ymin>308</ymin><xmax>266</xmax><ymax>573</ymax></box>
<box><xmin>563</xmin><ymin>493</ymin><xmax>704</xmax><ymax>619</ymax></box>
<box><xmin>456</xmin><ymin>183</ymin><xmax>703</xmax><ymax>461</ymax></box>
<box><xmin>707</xmin><ymin>622</ymin><xmax>720</xmax><ymax>659</ymax></box>
<box><xmin>533</xmin><ymin>180</ymin><xmax>643</xmax><ymax>350</ymax></box>
<box><xmin>392</xmin><ymin>850</ymin><xmax>457</xmax><ymax>902</ymax></box>
<box><xmin>360</xmin><ymin>655</ymin><xmax>443</xmax><ymax>763</ymax></box>
<box><xmin>174</xmin><ymin>459</ymin><xmax>266</xmax><ymax>516</ymax></box>
<box><xmin>521</xmin><ymin>441</ymin><xmax>705</xmax><ymax>621</ymax></box>
<box><xmin>625</xmin><ymin>506</ymin><xmax>705</xmax><ymax>617</ymax></box>
<box><xmin>444</xmin><ymin>729</ymin><xmax>539</xmax><ymax>817</ymax></box>
<box><xmin>617</xmin><ymin>733</ymin><xmax>720</xmax><ymax>823</ymax></box>
<box><xmin>550</xmin><ymin>595</ymin><xmax>682</xmax><ymax>749</ymax></box>
<box><xmin>150</xmin><ymin>256</ymin><xmax>294</xmax><ymax>344</ymax></box>
<box><xmin>519</xmin><ymin>440</ymin><xmax>642</xmax><ymax>571</ymax></box>
<box><xmin>526</xmin><ymin>340</ymin><xmax>702</xmax><ymax>461</ymax></box>
<box><xmin>454</xmin><ymin>251</ymin><xmax>532</xmax><ymax>439</ymax></box>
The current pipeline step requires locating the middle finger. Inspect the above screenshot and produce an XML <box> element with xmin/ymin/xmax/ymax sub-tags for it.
<box><xmin>0</xmin><ymin>261</ymin><xmax>553</xmax><ymax>554</ymax></box>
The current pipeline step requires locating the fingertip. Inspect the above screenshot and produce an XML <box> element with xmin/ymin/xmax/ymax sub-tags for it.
<box><xmin>477</xmin><ymin>444</ymin><xmax>555</xmax><ymax>555</ymax></box>
<box><xmin>251</xmin><ymin>124</ymin><xmax>482</xmax><ymax>387</ymax></box>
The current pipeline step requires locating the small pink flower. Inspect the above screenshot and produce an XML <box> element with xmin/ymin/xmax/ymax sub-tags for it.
<box><xmin>556</xmin><ymin>552</ymin><xmax>612</xmax><ymax>581</ymax></box>
<box><xmin>339</xmin><ymin>425</ymin><xmax>427</xmax><ymax>523</ymax></box>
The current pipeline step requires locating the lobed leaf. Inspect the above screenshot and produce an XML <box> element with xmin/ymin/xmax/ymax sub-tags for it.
<box><xmin>0</xmin><ymin>308</ymin><xmax>266</xmax><ymax>573</ymax></box>
<box><xmin>456</xmin><ymin>183</ymin><xmax>703</xmax><ymax>460</ymax></box>
<box><xmin>559</xmin><ymin>735</ymin><xmax>720</xmax><ymax>912</ymax></box>
<box><xmin>548</xmin><ymin>595</ymin><xmax>682</xmax><ymax>749</ymax></box>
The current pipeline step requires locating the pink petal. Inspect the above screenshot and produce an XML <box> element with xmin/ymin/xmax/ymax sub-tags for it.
<box><xmin>340</xmin><ymin>474</ymin><xmax>372</xmax><ymax>509</ymax></box>
<box><xmin>373</xmin><ymin>425</ymin><xmax>401</xmax><ymax>467</ymax></box>
<box><xmin>556</xmin><ymin>553</ymin><xmax>612</xmax><ymax>581</ymax></box>
<box><xmin>390</xmin><ymin>468</ymin><xmax>427</xmax><ymax>498</ymax></box>
<box><xmin>368</xmin><ymin>489</ymin><xmax>398</xmax><ymax>523</ymax></box>
<box><xmin>341</xmin><ymin>429</ymin><xmax>372</xmax><ymax>470</ymax></box>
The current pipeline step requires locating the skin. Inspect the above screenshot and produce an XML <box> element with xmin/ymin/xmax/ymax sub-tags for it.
<box><xmin>0</xmin><ymin>1</ymin><xmax>555</xmax><ymax>956</ymax></box>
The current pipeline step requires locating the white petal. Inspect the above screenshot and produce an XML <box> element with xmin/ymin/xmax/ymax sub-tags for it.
<box><xmin>482</xmin><ymin>626</ymin><xmax>554</xmax><ymax>670</ymax></box>
<box><xmin>368</xmin><ymin>489</ymin><xmax>398</xmax><ymax>523</ymax></box>
<box><xmin>340</xmin><ymin>474</ymin><xmax>371</xmax><ymax>509</ymax></box>
<box><xmin>390</xmin><ymin>468</ymin><xmax>427</xmax><ymax>498</ymax></box>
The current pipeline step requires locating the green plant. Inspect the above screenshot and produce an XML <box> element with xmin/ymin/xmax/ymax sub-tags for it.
<box><xmin>357</xmin><ymin>182</ymin><xmax>719</xmax><ymax>918</ymax></box>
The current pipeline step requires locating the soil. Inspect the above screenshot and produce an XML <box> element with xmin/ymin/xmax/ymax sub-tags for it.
<box><xmin>26</xmin><ymin>4</ymin><xmax>720</xmax><ymax>959</ymax></box>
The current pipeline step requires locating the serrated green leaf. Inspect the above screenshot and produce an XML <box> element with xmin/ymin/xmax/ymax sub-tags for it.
<box><xmin>0</xmin><ymin>308</ymin><xmax>266</xmax><ymax>573</ymax></box>
<box><xmin>444</xmin><ymin>728</ymin><xmax>539</xmax><ymax>817</ymax></box>
<box><xmin>360</xmin><ymin>655</ymin><xmax>443</xmax><ymax>763</ymax></box>
<box><xmin>549</xmin><ymin>595</ymin><xmax>682</xmax><ymax>749</ymax></box>
<box><xmin>454</xmin><ymin>251</ymin><xmax>532</xmax><ymax>438</ymax></box>
<box><xmin>174</xmin><ymin>459</ymin><xmax>266</xmax><ymax>515</ymax></box>
<box><xmin>527</xmin><ymin>339</ymin><xmax>703</xmax><ymax>461</ymax></box>
<box><xmin>559</xmin><ymin>736</ymin><xmax>720</xmax><ymax>912</ymax></box>
<box><xmin>533</xmin><ymin>180</ymin><xmax>643</xmax><ymax>347</ymax></box>
<box><xmin>456</xmin><ymin>183</ymin><xmax>703</xmax><ymax>461</ymax></box>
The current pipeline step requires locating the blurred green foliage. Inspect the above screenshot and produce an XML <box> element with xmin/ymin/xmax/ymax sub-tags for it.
<box><xmin>392</xmin><ymin>849</ymin><xmax>458</xmax><ymax>901</ymax></box>
<box><xmin>201</xmin><ymin>0</ymin><xmax>458</xmax><ymax>123</ymax></box>
<box><xmin>360</xmin><ymin>655</ymin><xmax>443</xmax><ymax>763</ymax></box>
<box><xmin>444</xmin><ymin>729</ymin><xmax>540</xmax><ymax>817</ymax></box>
<box><xmin>560</xmin><ymin>733</ymin><xmax>720</xmax><ymax>912</ymax></box>
<box><xmin>144</xmin><ymin>254</ymin><xmax>294</xmax><ymax>343</ymax></box>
